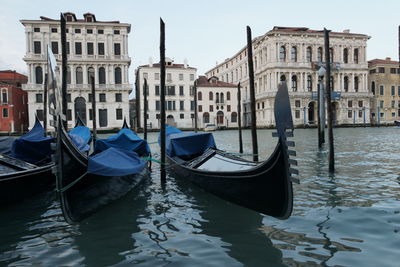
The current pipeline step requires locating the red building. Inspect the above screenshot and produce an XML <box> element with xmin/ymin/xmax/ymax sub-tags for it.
<box><xmin>0</xmin><ymin>70</ymin><xmax>28</xmax><ymax>133</ymax></box>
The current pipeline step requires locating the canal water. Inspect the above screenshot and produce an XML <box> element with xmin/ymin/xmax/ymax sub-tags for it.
<box><xmin>0</xmin><ymin>127</ymin><xmax>399</xmax><ymax>266</ymax></box>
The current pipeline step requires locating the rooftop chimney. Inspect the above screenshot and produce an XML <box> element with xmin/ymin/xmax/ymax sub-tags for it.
<box><xmin>149</xmin><ymin>57</ymin><xmax>153</xmax><ymax>67</ymax></box>
<box><xmin>343</xmin><ymin>29</ymin><xmax>350</xmax><ymax>33</ymax></box>
<box><xmin>385</xmin><ymin>57</ymin><xmax>391</xmax><ymax>61</ymax></box>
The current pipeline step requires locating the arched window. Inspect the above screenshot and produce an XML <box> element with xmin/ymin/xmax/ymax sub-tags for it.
<box><xmin>344</xmin><ymin>76</ymin><xmax>349</xmax><ymax>92</ymax></box>
<box><xmin>291</xmin><ymin>46</ymin><xmax>297</xmax><ymax>62</ymax></box>
<box><xmin>220</xmin><ymin>93</ymin><xmax>224</xmax><ymax>104</ymax></box>
<box><xmin>354</xmin><ymin>48</ymin><xmax>359</xmax><ymax>64</ymax></box>
<box><xmin>115</xmin><ymin>67</ymin><xmax>122</xmax><ymax>84</ymax></box>
<box><xmin>354</xmin><ymin>76</ymin><xmax>359</xmax><ymax>92</ymax></box>
<box><xmin>317</xmin><ymin>47</ymin><xmax>323</xmax><ymax>62</ymax></box>
<box><xmin>231</xmin><ymin>112</ymin><xmax>238</xmax><ymax>123</ymax></box>
<box><xmin>330</xmin><ymin>76</ymin><xmax>334</xmax><ymax>91</ymax></box>
<box><xmin>279</xmin><ymin>46</ymin><xmax>286</xmax><ymax>62</ymax></box>
<box><xmin>227</xmin><ymin>91</ymin><xmax>231</xmax><ymax>101</ymax></box>
<box><xmin>329</xmin><ymin>48</ymin><xmax>334</xmax><ymax>62</ymax></box>
<box><xmin>99</xmin><ymin>67</ymin><xmax>106</xmax><ymax>84</ymax></box>
<box><xmin>280</xmin><ymin>75</ymin><xmax>286</xmax><ymax>82</ymax></box>
<box><xmin>198</xmin><ymin>91</ymin><xmax>202</xmax><ymax>101</ymax></box>
<box><xmin>371</xmin><ymin>81</ymin><xmax>376</xmax><ymax>95</ymax></box>
<box><xmin>209</xmin><ymin>91</ymin><xmax>213</xmax><ymax>101</ymax></box>
<box><xmin>35</xmin><ymin>66</ymin><xmax>43</xmax><ymax>84</ymax></box>
<box><xmin>307</xmin><ymin>75</ymin><xmax>312</xmax><ymax>91</ymax></box>
<box><xmin>75</xmin><ymin>67</ymin><xmax>83</xmax><ymax>84</ymax></box>
<box><xmin>216</xmin><ymin>92</ymin><xmax>219</xmax><ymax>103</ymax></box>
<box><xmin>306</xmin><ymin>47</ymin><xmax>312</xmax><ymax>62</ymax></box>
<box><xmin>203</xmin><ymin>112</ymin><xmax>210</xmax><ymax>123</ymax></box>
<box><xmin>67</xmin><ymin>67</ymin><xmax>71</xmax><ymax>84</ymax></box>
<box><xmin>87</xmin><ymin>67</ymin><xmax>95</xmax><ymax>84</ymax></box>
<box><xmin>343</xmin><ymin>48</ymin><xmax>348</xmax><ymax>63</ymax></box>
<box><xmin>292</xmin><ymin>75</ymin><xmax>298</xmax><ymax>92</ymax></box>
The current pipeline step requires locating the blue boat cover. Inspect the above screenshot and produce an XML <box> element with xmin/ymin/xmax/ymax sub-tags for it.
<box><xmin>70</xmin><ymin>125</ymin><xmax>91</xmax><ymax>145</ymax></box>
<box><xmin>69</xmin><ymin>133</ymin><xmax>90</xmax><ymax>153</ymax></box>
<box><xmin>163</xmin><ymin>126</ymin><xmax>217</xmax><ymax>157</ymax></box>
<box><xmin>0</xmin><ymin>137</ymin><xmax>16</xmax><ymax>156</ymax></box>
<box><xmin>88</xmin><ymin>147</ymin><xmax>146</xmax><ymax>176</ymax></box>
<box><xmin>11</xmin><ymin>119</ymin><xmax>54</xmax><ymax>164</ymax></box>
<box><xmin>94</xmin><ymin>128</ymin><xmax>150</xmax><ymax>156</ymax></box>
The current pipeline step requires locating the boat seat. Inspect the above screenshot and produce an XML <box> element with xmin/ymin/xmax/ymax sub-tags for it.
<box><xmin>0</xmin><ymin>154</ymin><xmax>38</xmax><ymax>171</ymax></box>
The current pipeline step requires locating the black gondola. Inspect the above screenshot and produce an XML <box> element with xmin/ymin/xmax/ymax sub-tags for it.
<box><xmin>55</xmin><ymin>118</ymin><xmax>150</xmax><ymax>223</ymax></box>
<box><xmin>394</xmin><ymin>120</ymin><xmax>400</xmax><ymax>127</ymax></box>
<box><xmin>162</xmin><ymin>82</ymin><xmax>298</xmax><ymax>219</ymax></box>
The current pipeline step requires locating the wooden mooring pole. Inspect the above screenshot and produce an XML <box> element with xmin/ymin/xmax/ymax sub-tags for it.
<box><xmin>237</xmin><ymin>82</ymin><xmax>243</xmax><ymax>154</ymax></box>
<box><xmin>160</xmin><ymin>18</ymin><xmax>166</xmax><ymax>182</ymax></box>
<box><xmin>194</xmin><ymin>80</ymin><xmax>198</xmax><ymax>132</ymax></box>
<box><xmin>60</xmin><ymin>13</ymin><xmax>68</xmax><ymax>131</ymax></box>
<box><xmin>90</xmin><ymin>76</ymin><xmax>97</xmax><ymax>142</ymax></box>
<box><xmin>135</xmin><ymin>70</ymin><xmax>141</xmax><ymax>132</ymax></box>
<box><xmin>246</xmin><ymin>26</ymin><xmax>258</xmax><ymax>162</ymax></box>
<box><xmin>143</xmin><ymin>78</ymin><xmax>148</xmax><ymax>141</ymax></box>
<box><xmin>324</xmin><ymin>28</ymin><xmax>334</xmax><ymax>173</ymax></box>
<box><xmin>43</xmin><ymin>73</ymin><xmax>48</xmax><ymax>134</ymax></box>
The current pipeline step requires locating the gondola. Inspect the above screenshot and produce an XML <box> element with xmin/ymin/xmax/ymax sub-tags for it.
<box><xmin>394</xmin><ymin>120</ymin><xmax>400</xmax><ymax>127</ymax></box>
<box><xmin>161</xmin><ymin>82</ymin><xmax>298</xmax><ymax>219</ymax></box>
<box><xmin>55</xmin><ymin>117</ymin><xmax>150</xmax><ymax>223</ymax></box>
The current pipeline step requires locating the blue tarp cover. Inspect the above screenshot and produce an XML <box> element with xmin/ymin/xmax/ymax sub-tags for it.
<box><xmin>88</xmin><ymin>147</ymin><xmax>146</xmax><ymax>176</ymax></box>
<box><xmin>0</xmin><ymin>137</ymin><xmax>16</xmax><ymax>156</ymax></box>
<box><xmin>70</xmin><ymin>125</ymin><xmax>91</xmax><ymax>145</ymax></box>
<box><xmin>11</xmin><ymin>119</ymin><xmax>54</xmax><ymax>164</ymax></box>
<box><xmin>69</xmin><ymin>133</ymin><xmax>90</xmax><ymax>152</ymax></box>
<box><xmin>163</xmin><ymin>126</ymin><xmax>216</xmax><ymax>157</ymax></box>
<box><xmin>94</xmin><ymin>128</ymin><xmax>150</xmax><ymax>156</ymax></box>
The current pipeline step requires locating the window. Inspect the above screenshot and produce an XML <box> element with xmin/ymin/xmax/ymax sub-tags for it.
<box><xmin>36</xmin><ymin>110</ymin><xmax>43</xmax><ymax>121</ymax></box>
<box><xmin>67</xmin><ymin>93</ymin><xmax>71</xmax><ymax>103</ymax></box>
<box><xmin>371</xmin><ymin>81</ymin><xmax>375</xmax><ymax>95</ymax></box>
<box><xmin>76</xmin><ymin>67</ymin><xmax>83</xmax><ymax>84</ymax></box>
<box><xmin>190</xmin><ymin>86</ymin><xmax>194</xmax><ymax>96</ymax></box>
<box><xmin>180</xmin><ymin>113</ymin><xmax>184</xmax><ymax>119</ymax></box>
<box><xmin>317</xmin><ymin>47</ymin><xmax>323</xmax><ymax>62</ymax></box>
<box><xmin>156</xmin><ymin>100</ymin><xmax>160</xmax><ymax>111</ymax></box>
<box><xmin>75</xmin><ymin>42</ymin><xmax>82</xmax><ymax>55</ymax></box>
<box><xmin>295</xmin><ymin>110</ymin><xmax>300</xmax><ymax>119</ymax></box>
<box><xmin>343</xmin><ymin>48</ymin><xmax>348</xmax><ymax>63</ymax></box>
<box><xmin>380</xmin><ymin>85</ymin><xmax>384</xmax><ymax>96</ymax></box>
<box><xmin>116</xmin><ymin>109</ymin><xmax>122</xmax><ymax>120</ymax></box>
<box><xmin>307</xmin><ymin>75</ymin><xmax>312</xmax><ymax>92</ymax></box>
<box><xmin>348</xmin><ymin>110</ymin><xmax>352</xmax><ymax>118</ymax></box>
<box><xmin>280</xmin><ymin>75</ymin><xmax>286</xmax><ymax>82</ymax></box>
<box><xmin>190</xmin><ymin>74</ymin><xmax>195</xmax><ymax>81</ymax></box>
<box><xmin>291</xmin><ymin>75</ymin><xmax>297</xmax><ymax>92</ymax></box>
<box><xmin>291</xmin><ymin>46</ymin><xmax>297</xmax><ymax>62</ymax></box>
<box><xmin>35</xmin><ymin>66</ymin><xmax>43</xmax><ymax>84</ymax></box>
<box><xmin>190</xmin><ymin>101</ymin><xmax>195</xmax><ymax>111</ymax></box>
<box><xmin>155</xmin><ymin>85</ymin><xmax>160</xmax><ymax>96</ymax></box>
<box><xmin>99</xmin><ymin>67</ymin><xmax>106</xmax><ymax>84</ymax></box>
<box><xmin>34</xmin><ymin>41</ymin><xmax>41</xmax><ymax>54</ymax></box>
<box><xmin>380</xmin><ymin>100</ymin><xmax>384</xmax><ymax>108</ymax></box>
<box><xmin>209</xmin><ymin>91</ymin><xmax>213</xmax><ymax>100</ymax></box>
<box><xmin>167</xmin><ymin>101</ymin><xmax>176</xmax><ymax>111</ymax></box>
<box><xmin>391</xmin><ymin>86</ymin><xmax>395</xmax><ymax>96</ymax></box>
<box><xmin>209</xmin><ymin>105</ymin><xmax>213</xmax><ymax>112</ymax></box>
<box><xmin>398</xmin><ymin>86</ymin><xmax>400</xmax><ymax>96</ymax></box>
<box><xmin>98</xmin><ymin>43</ymin><xmax>105</xmax><ymax>55</ymax></box>
<box><xmin>115</xmin><ymin>93</ymin><xmax>122</xmax><ymax>102</ymax></box>
<box><xmin>295</xmin><ymin>100</ymin><xmax>301</xmax><ymax>108</ymax></box>
<box><xmin>51</xmin><ymin>42</ymin><xmax>58</xmax><ymax>54</ymax></box>
<box><xmin>231</xmin><ymin>112</ymin><xmax>237</xmax><ymax>123</ymax></box>
<box><xmin>179</xmin><ymin>73</ymin><xmax>183</xmax><ymax>81</ymax></box>
<box><xmin>180</xmin><ymin>101</ymin><xmax>184</xmax><ymax>111</ymax></box>
<box><xmin>87</xmin><ymin>42</ymin><xmax>94</xmax><ymax>55</ymax></box>
<box><xmin>87</xmin><ymin>29</ymin><xmax>93</xmax><ymax>34</ymax></box>
<box><xmin>279</xmin><ymin>46</ymin><xmax>286</xmax><ymax>61</ymax></box>
<box><xmin>306</xmin><ymin>47</ymin><xmax>312</xmax><ymax>62</ymax></box>
<box><xmin>114</xmin><ymin>43</ymin><xmax>121</xmax><ymax>55</ymax></box>
<box><xmin>88</xmin><ymin>93</ymin><xmax>93</xmax><ymax>103</ymax></box>
<box><xmin>344</xmin><ymin>76</ymin><xmax>349</xmax><ymax>92</ymax></box>
<box><xmin>390</xmin><ymin>68</ymin><xmax>397</xmax><ymax>74</ymax></box>
<box><xmin>227</xmin><ymin>105</ymin><xmax>231</xmax><ymax>112</ymax></box>
<box><xmin>166</xmin><ymin>86</ymin><xmax>175</xmax><ymax>96</ymax></box>
<box><xmin>98</xmin><ymin>29</ymin><xmax>104</xmax><ymax>34</ymax></box>
<box><xmin>51</xmin><ymin>28</ymin><xmax>57</xmax><ymax>33</ymax></box>
<box><xmin>198</xmin><ymin>105</ymin><xmax>202</xmax><ymax>112</ymax></box>
<box><xmin>66</xmin><ymin>42</ymin><xmax>70</xmax><ymax>54</ymax></box>
<box><xmin>2</xmin><ymin>90</ymin><xmax>7</xmax><ymax>103</ymax></box>
<box><xmin>114</xmin><ymin>30</ymin><xmax>120</xmax><ymax>35</ymax></box>
<box><xmin>359</xmin><ymin>110</ymin><xmax>363</xmax><ymax>118</ymax></box>
<box><xmin>167</xmin><ymin>73</ymin><xmax>172</xmax><ymax>82</ymax></box>
<box><xmin>155</xmin><ymin>73</ymin><xmax>159</xmax><ymax>80</ymax></box>
<box><xmin>75</xmin><ymin>29</ymin><xmax>81</xmax><ymax>34</ymax></box>
<box><xmin>203</xmin><ymin>112</ymin><xmax>210</xmax><ymax>123</ymax></box>
<box><xmin>179</xmin><ymin>86</ymin><xmax>184</xmax><ymax>96</ymax></box>
<box><xmin>354</xmin><ymin>48</ymin><xmax>359</xmax><ymax>64</ymax></box>
<box><xmin>67</xmin><ymin>109</ymin><xmax>72</xmax><ymax>121</ymax></box>
<box><xmin>348</xmin><ymin>100</ymin><xmax>352</xmax><ymax>108</ymax></box>
<box><xmin>198</xmin><ymin>91</ymin><xmax>202</xmax><ymax>101</ymax></box>
<box><xmin>227</xmin><ymin>92</ymin><xmax>231</xmax><ymax>101</ymax></box>
<box><xmin>354</xmin><ymin>76</ymin><xmax>359</xmax><ymax>92</ymax></box>
<box><xmin>99</xmin><ymin>93</ymin><xmax>106</xmax><ymax>102</ymax></box>
<box><xmin>358</xmin><ymin>101</ymin><xmax>363</xmax><ymax>107</ymax></box>
<box><xmin>115</xmin><ymin>67</ymin><xmax>122</xmax><ymax>84</ymax></box>
<box><xmin>378</xmin><ymin>67</ymin><xmax>385</xmax><ymax>73</ymax></box>
<box><xmin>35</xmin><ymin>93</ymin><xmax>43</xmax><ymax>103</ymax></box>
<box><xmin>34</xmin><ymin>27</ymin><xmax>40</xmax><ymax>32</ymax></box>
<box><xmin>392</xmin><ymin>100</ymin><xmax>396</xmax><ymax>108</ymax></box>
<box><xmin>369</xmin><ymin>69</ymin><xmax>376</xmax><ymax>74</ymax></box>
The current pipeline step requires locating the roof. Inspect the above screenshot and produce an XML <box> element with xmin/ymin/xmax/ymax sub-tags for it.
<box><xmin>269</xmin><ymin>26</ymin><xmax>369</xmax><ymax>37</ymax></box>
<box><xmin>196</xmin><ymin>76</ymin><xmax>236</xmax><ymax>88</ymax></box>
<box><xmin>139</xmin><ymin>63</ymin><xmax>196</xmax><ymax>70</ymax></box>
<box><xmin>37</xmin><ymin>12</ymin><xmax>120</xmax><ymax>24</ymax></box>
<box><xmin>368</xmin><ymin>58</ymin><xmax>399</xmax><ymax>66</ymax></box>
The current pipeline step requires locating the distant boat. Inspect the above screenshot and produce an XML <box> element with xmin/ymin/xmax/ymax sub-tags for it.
<box><xmin>159</xmin><ymin>83</ymin><xmax>297</xmax><ymax>220</ymax></box>
<box><xmin>55</xmin><ymin>118</ymin><xmax>150</xmax><ymax>223</ymax></box>
<box><xmin>394</xmin><ymin>121</ymin><xmax>400</xmax><ymax>127</ymax></box>
<box><xmin>204</xmin><ymin>123</ymin><xmax>217</xmax><ymax>132</ymax></box>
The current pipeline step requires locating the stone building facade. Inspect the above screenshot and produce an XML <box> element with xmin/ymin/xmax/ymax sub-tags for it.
<box><xmin>368</xmin><ymin>58</ymin><xmax>400</xmax><ymax>124</ymax></box>
<box><xmin>205</xmin><ymin>26</ymin><xmax>373</xmax><ymax>127</ymax></box>
<box><xmin>20</xmin><ymin>12</ymin><xmax>132</xmax><ymax>130</ymax></box>
<box><xmin>196</xmin><ymin>76</ymin><xmax>238</xmax><ymax>129</ymax></box>
<box><xmin>136</xmin><ymin>58</ymin><xmax>197</xmax><ymax>129</ymax></box>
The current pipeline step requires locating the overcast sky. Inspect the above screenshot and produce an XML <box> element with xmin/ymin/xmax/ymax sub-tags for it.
<box><xmin>1</xmin><ymin>0</ymin><xmax>399</xmax><ymax>95</ymax></box>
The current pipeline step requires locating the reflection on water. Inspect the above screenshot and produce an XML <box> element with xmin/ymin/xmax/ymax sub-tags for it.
<box><xmin>0</xmin><ymin>128</ymin><xmax>399</xmax><ymax>266</ymax></box>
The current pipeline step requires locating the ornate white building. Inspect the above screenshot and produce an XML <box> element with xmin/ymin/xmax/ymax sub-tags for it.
<box><xmin>196</xmin><ymin>75</ymin><xmax>238</xmax><ymax>129</ymax></box>
<box><xmin>136</xmin><ymin>58</ymin><xmax>197</xmax><ymax>129</ymax></box>
<box><xmin>205</xmin><ymin>26</ymin><xmax>373</xmax><ymax>127</ymax></box>
<box><xmin>21</xmin><ymin>12</ymin><xmax>132</xmax><ymax>129</ymax></box>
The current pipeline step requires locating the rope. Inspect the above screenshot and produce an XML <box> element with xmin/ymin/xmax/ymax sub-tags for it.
<box><xmin>142</xmin><ymin>157</ymin><xmax>167</xmax><ymax>165</ymax></box>
<box><xmin>55</xmin><ymin>172</ymin><xmax>88</xmax><ymax>193</ymax></box>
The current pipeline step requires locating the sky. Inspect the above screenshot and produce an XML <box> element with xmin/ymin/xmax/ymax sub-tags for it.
<box><xmin>0</xmin><ymin>0</ymin><xmax>399</xmax><ymax>96</ymax></box>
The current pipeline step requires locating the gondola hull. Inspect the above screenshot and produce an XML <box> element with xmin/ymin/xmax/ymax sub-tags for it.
<box><xmin>57</xmin><ymin>122</ymin><xmax>149</xmax><ymax>223</ymax></box>
<box><xmin>166</xmin><ymin>140</ymin><xmax>293</xmax><ymax>219</ymax></box>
